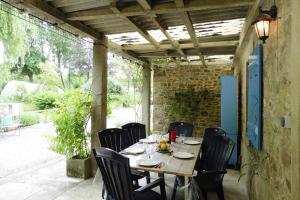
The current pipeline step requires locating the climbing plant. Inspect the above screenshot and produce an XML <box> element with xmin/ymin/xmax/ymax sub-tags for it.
<box><xmin>166</xmin><ymin>86</ymin><xmax>209</xmax><ymax>123</ymax></box>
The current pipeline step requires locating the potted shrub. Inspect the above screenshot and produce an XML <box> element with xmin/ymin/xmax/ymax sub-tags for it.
<box><xmin>51</xmin><ymin>90</ymin><xmax>91</xmax><ymax>179</ymax></box>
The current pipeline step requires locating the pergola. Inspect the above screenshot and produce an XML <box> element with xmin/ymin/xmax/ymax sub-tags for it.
<box><xmin>10</xmin><ymin>0</ymin><xmax>255</xmax><ymax>174</ymax></box>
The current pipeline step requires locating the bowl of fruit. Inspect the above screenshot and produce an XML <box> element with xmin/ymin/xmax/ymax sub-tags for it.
<box><xmin>156</xmin><ymin>140</ymin><xmax>171</xmax><ymax>153</ymax></box>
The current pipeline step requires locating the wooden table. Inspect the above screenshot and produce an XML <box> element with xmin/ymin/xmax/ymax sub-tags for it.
<box><xmin>122</xmin><ymin>135</ymin><xmax>202</xmax><ymax>200</ymax></box>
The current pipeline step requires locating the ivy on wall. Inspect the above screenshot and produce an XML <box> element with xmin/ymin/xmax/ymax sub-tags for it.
<box><xmin>165</xmin><ymin>86</ymin><xmax>209</xmax><ymax>123</ymax></box>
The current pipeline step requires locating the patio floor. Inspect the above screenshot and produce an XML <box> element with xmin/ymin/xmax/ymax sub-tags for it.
<box><xmin>0</xmin><ymin>123</ymin><xmax>248</xmax><ymax>200</ymax></box>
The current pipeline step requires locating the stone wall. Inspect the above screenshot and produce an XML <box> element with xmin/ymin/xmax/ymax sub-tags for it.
<box><xmin>234</xmin><ymin>0</ymin><xmax>291</xmax><ymax>199</ymax></box>
<box><xmin>152</xmin><ymin>64</ymin><xmax>232</xmax><ymax>137</ymax></box>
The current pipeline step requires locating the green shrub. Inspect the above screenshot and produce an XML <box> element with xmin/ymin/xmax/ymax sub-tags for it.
<box><xmin>30</xmin><ymin>92</ymin><xmax>60</xmax><ymax>110</ymax></box>
<box><xmin>51</xmin><ymin>90</ymin><xmax>91</xmax><ymax>159</ymax></box>
<box><xmin>20</xmin><ymin>113</ymin><xmax>40</xmax><ymax>126</ymax></box>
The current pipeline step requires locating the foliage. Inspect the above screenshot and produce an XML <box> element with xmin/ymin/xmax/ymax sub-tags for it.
<box><xmin>51</xmin><ymin>91</ymin><xmax>91</xmax><ymax>159</ymax></box>
<box><xmin>166</xmin><ymin>86</ymin><xmax>209</xmax><ymax>123</ymax></box>
<box><xmin>20</xmin><ymin>113</ymin><xmax>40</xmax><ymax>126</ymax></box>
<box><xmin>37</xmin><ymin>63</ymin><xmax>63</xmax><ymax>89</ymax></box>
<box><xmin>108</xmin><ymin>80</ymin><xmax>122</xmax><ymax>95</ymax></box>
<box><xmin>11</xmin><ymin>47</ymin><xmax>46</xmax><ymax>82</ymax></box>
<box><xmin>30</xmin><ymin>91</ymin><xmax>60</xmax><ymax>110</ymax></box>
<box><xmin>238</xmin><ymin>146</ymin><xmax>271</xmax><ymax>199</ymax></box>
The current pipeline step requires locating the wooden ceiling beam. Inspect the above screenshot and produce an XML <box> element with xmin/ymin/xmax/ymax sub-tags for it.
<box><xmin>122</xmin><ymin>40</ymin><xmax>239</xmax><ymax>51</ymax></box>
<box><xmin>135</xmin><ymin>0</ymin><xmax>183</xmax><ymax>63</ymax></box>
<box><xmin>66</xmin><ymin>0</ymin><xmax>254</xmax><ymax>21</ymax></box>
<box><xmin>151</xmin><ymin>17</ymin><xmax>185</xmax><ymax>56</ymax></box>
<box><xmin>10</xmin><ymin>0</ymin><xmax>145</xmax><ymax>64</ymax></box>
<box><xmin>175</xmin><ymin>0</ymin><xmax>206</xmax><ymax>66</ymax></box>
<box><xmin>109</xmin><ymin>3</ymin><xmax>160</xmax><ymax>49</ymax></box>
<box><xmin>136</xmin><ymin>0</ymin><xmax>151</xmax><ymax>10</ymax></box>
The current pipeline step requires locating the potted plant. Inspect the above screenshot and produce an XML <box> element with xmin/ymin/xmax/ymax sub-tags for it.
<box><xmin>51</xmin><ymin>90</ymin><xmax>91</xmax><ymax>179</ymax></box>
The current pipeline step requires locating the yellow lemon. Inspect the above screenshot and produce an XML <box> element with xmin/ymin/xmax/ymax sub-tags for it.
<box><xmin>160</xmin><ymin>143</ymin><xmax>167</xmax><ymax>150</ymax></box>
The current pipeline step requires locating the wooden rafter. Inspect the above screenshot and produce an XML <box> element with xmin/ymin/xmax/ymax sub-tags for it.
<box><xmin>122</xmin><ymin>40</ymin><xmax>239</xmax><ymax>51</ymax></box>
<box><xmin>10</xmin><ymin>0</ymin><xmax>145</xmax><ymax>63</ymax></box>
<box><xmin>175</xmin><ymin>0</ymin><xmax>206</xmax><ymax>66</ymax></box>
<box><xmin>66</xmin><ymin>0</ymin><xmax>254</xmax><ymax>21</ymax></box>
<box><xmin>136</xmin><ymin>0</ymin><xmax>151</xmax><ymax>10</ymax></box>
<box><xmin>109</xmin><ymin>2</ymin><xmax>160</xmax><ymax>49</ymax></box>
<box><xmin>151</xmin><ymin>17</ymin><xmax>185</xmax><ymax>56</ymax></box>
<box><xmin>110</xmin><ymin>1</ymin><xmax>181</xmax><ymax>64</ymax></box>
<box><xmin>135</xmin><ymin>0</ymin><xmax>185</xmax><ymax>59</ymax></box>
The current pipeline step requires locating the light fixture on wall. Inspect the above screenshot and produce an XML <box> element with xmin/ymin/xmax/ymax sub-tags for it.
<box><xmin>252</xmin><ymin>4</ymin><xmax>277</xmax><ymax>43</ymax></box>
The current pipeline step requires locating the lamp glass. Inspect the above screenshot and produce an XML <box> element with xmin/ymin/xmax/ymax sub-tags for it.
<box><xmin>254</xmin><ymin>19</ymin><xmax>270</xmax><ymax>42</ymax></box>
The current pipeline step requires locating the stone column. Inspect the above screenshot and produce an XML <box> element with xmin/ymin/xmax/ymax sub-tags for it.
<box><xmin>91</xmin><ymin>37</ymin><xmax>108</xmax><ymax>175</ymax></box>
<box><xmin>142</xmin><ymin>63</ymin><xmax>151</xmax><ymax>135</ymax></box>
<box><xmin>291</xmin><ymin>0</ymin><xmax>300</xmax><ymax>199</ymax></box>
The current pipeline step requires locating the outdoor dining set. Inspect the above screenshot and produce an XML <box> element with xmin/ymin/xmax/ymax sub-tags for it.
<box><xmin>93</xmin><ymin>122</ymin><xmax>235</xmax><ymax>200</ymax></box>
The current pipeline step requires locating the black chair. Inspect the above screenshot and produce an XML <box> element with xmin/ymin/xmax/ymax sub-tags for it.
<box><xmin>93</xmin><ymin>147</ymin><xmax>167</xmax><ymax>200</ymax></box>
<box><xmin>122</xmin><ymin>123</ymin><xmax>146</xmax><ymax>146</ymax></box>
<box><xmin>197</xmin><ymin>127</ymin><xmax>227</xmax><ymax>170</ymax></box>
<box><xmin>168</xmin><ymin>122</ymin><xmax>194</xmax><ymax>139</ymax></box>
<box><xmin>98</xmin><ymin>128</ymin><xmax>149</xmax><ymax>198</ymax></box>
<box><xmin>192</xmin><ymin>134</ymin><xmax>235</xmax><ymax>200</ymax></box>
<box><xmin>170</xmin><ymin>122</ymin><xmax>194</xmax><ymax>200</ymax></box>
<box><xmin>121</xmin><ymin>123</ymin><xmax>151</xmax><ymax>183</ymax></box>
<box><xmin>98</xmin><ymin>128</ymin><xmax>130</xmax><ymax>152</ymax></box>
<box><xmin>201</xmin><ymin>127</ymin><xmax>226</xmax><ymax>154</ymax></box>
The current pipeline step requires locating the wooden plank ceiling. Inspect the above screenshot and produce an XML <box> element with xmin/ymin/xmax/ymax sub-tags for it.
<box><xmin>11</xmin><ymin>0</ymin><xmax>254</xmax><ymax>64</ymax></box>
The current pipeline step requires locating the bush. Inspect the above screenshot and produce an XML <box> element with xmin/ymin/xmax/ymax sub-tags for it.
<box><xmin>51</xmin><ymin>90</ymin><xmax>91</xmax><ymax>159</ymax></box>
<box><xmin>30</xmin><ymin>92</ymin><xmax>60</xmax><ymax>110</ymax></box>
<box><xmin>20</xmin><ymin>113</ymin><xmax>40</xmax><ymax>126</ymax></box>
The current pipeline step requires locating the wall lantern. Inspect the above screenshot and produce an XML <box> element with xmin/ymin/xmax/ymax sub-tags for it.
<box><xmin>252</xmin><ymin>5</ymin><xmax>277</xmax><ymax>43</ymax></box>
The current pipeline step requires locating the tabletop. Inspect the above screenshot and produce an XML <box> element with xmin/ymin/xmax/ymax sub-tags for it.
<box><xmin>121</xmin><ymin>135</ymin><xmax>202</xmax><ymax>177</ymax></box>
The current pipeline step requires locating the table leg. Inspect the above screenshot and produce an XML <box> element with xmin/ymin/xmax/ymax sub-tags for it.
<box><xmin>184</xmin><ymin>176</ymin><xmax>189</xmax><ymax>200</ymax></box>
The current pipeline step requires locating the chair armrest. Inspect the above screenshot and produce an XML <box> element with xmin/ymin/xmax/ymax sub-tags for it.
<box><xmin>135</xmin><ymin>178</ymin><xmax>164</xmax><ymax>192</ymax></box>
<box><xmin>199</xmin><ymin>170</ymin><xmax>227</xmax><ymax>175</ymax></box>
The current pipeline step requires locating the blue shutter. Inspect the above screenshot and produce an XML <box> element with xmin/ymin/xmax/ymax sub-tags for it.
<box><xmin>247</xmin><ymin>45</ymin><xmax>263</xmax><ymax>150</ymax></box>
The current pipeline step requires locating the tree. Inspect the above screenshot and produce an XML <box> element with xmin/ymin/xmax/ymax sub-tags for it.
<box><xmin>11</xmin><ymin>47</ymin><xmax>45</xmax><ymax>82</ymax></box>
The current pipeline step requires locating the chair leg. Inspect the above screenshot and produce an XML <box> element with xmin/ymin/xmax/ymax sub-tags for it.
<box><xmin>199</xmin><ymin>188</ymin><xmax>207</xmax><ymax>200</ymax></box>
<box><xmin>217</xmin><ymin>185</ymin><xmax>225</xmax><ymax>200</ymax></box>
<box><xmin>102</xmin><ymin>183</ymin><xmax>106</xmax><ymax>199</ymax></box>
<box><xmin>146</xmin><ymin>171</ymin><xmax>151</xmax><ymax>184</ymax></box>
<box><xmin>171</xmin><ymin>177</ymin><xmax>178</xmax><ymax>200</ymax></box>
<box><xmin>134</xmin><ymin>180</ymin><xmax>139</xmax><ymax>186</ymax></box>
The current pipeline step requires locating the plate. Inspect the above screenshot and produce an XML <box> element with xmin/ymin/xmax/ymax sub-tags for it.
<box><xmin>139</xmin><ymin>138</ymin><xmax>156</xmax><ymax>143</ymax></box>
<box><xmin>124</xmin><ymin>148</ymin><xmax>144</xmax><ymax>154</ymax></box>
<box><xmin>137</xmin><ymin>159</ymin><xmax>160</xmax><ymax>167</ymax></box>
<box><xmin>173</xmin><ymin>152</ymin><xmax>194</xmax><ymax>159</ymax></box>
<box><xmin>184</xmin><ymin>140</ymin><xmax>201</xmax><ymax>145</ymax></box>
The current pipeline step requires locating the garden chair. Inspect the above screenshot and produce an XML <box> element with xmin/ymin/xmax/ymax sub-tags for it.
<box><xmin>98</xmin><ymin>128</ymin><xmax>149</xmax><ymax>198</ymax></box>
<box><xmin>168</xmin><ymin>122</ymin><xmax>194</xmax><ymax>140</ymax></box>
<box><xmin>192</xmin><ymin>134</ymin><xmax>235</xmax><ymax>200</ymax></box>
<box><xmin>93</xmin><ymin>147</ymin><xmax>166</xmax><ymax>200</ymax></box>
<box><xmin>121</xmin><ymin>123</ymin><xmax>151</xmax><ymax>184</ymax></box>
<box><xmin>122</xmin><ymin>123</ymin><xmax>146</xmax><ymax>146</ymax></box>
<box><xmin>169</xmin><ymin>122</ymin><xmax>194</xmax><ymax>200</ymax></box>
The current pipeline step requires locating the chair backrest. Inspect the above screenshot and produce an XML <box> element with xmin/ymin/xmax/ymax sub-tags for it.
<box><xmin>201</xmin><ymin>127</ymin><xmax>226</xmax><ymax>154</ymax></box>
<box><xmin>93</xmin><ymin>147</ymin><xmax>134</xmax><ymax>200</ymax></box>
<box><xmin>199</xmin><ymin>134</ymin><xmax>235</xmax><ymax>174</ymax></box>
<box><xmin>122</xmin><ymin>123</ymin><xmax>146</xmax><ymax>145</ymax></box>
<box><xmin>168</xmin><ymin>122</ymin><xmax>194</xmax><ymax>140</ymax></box>
<box><xmin>98</xmin><ymin>128</ymin><xmax>130</xmax><ymax>152</ymax></box>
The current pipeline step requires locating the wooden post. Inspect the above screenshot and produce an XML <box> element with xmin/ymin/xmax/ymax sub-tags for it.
<box><xmin>142</xmin><ymin>63</ymin><xmax>151</xmax><ymax>135</ymax></box>
<box><xmin>291</xmin><ymin>0</ymin><xmax>300</xmax><ymax>199</ymax></box>
<box><xmin>91</xmin><ymin>36</ymin><xmax>108</xmax><ymax>175</ymax></box>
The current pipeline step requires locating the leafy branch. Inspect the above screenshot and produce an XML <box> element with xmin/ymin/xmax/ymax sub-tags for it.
<box><xmin>165</xmin><ymin>86</ymin><xmax>209</xmax><ymax>123</ymax></box>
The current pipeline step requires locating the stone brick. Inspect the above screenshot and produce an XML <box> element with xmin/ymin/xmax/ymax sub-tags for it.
<box><xmin>153</xmin><ymin>64</ymin><xmax>232</xmax><ymax>137</ymax></box>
